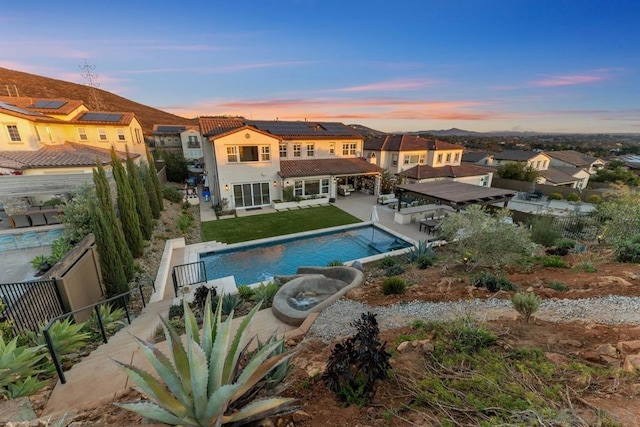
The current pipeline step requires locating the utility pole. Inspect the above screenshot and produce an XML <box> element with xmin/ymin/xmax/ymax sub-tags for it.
<box><xmin>79</xmin><ymin>59</ymin><xmax>103</xmax><ymax>110</ymax></box>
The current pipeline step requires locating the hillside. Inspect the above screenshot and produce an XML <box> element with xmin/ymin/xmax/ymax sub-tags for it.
<box><xmin>0</xmin><ymin>67</ymin><xmax>197</xmax><ymax>134</ymax></box>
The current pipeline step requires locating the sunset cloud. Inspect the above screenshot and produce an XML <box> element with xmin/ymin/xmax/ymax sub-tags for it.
<box><xmin>529</xmin><ymin>73</ymin><xmax>607</xmax><ymax>87</ymax></box>
<box><xmin>326</xmin><ymin>78</ymin><xmax>440</xmax><ymax>93</ymax></box>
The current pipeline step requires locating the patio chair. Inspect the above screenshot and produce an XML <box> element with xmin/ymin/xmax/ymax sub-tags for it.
<box><xmin>43</xmin><ymin>211</ymin><xmax>62</xmax><ymax>225</ymax></box>
<box><xmin>0</xmin><ymin>235</ymin><xmax>20</xmax><ymax>253</ymax></box>
<box><xmin>20</xmin><ymin>232</ymin><xmax>42</xmax><ymax>248</ymax></box>
<box><xmin>9</xmin><ymin>214</ymin><xmax>31</xmax><ymax>228</ymax></box>
<box><xmin>46</xmin><ymin>229</ymin><xmax>64</xmax><ymax>245</ymax></box>
<box><xmin>28</xmin><ymin>212</ymin><xmax>47</xmax><ymax>227</ymax></box>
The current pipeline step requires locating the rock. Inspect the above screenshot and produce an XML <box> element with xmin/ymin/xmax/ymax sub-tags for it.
<box><xmin>560</xmin><ymin>339</ymin><xmax>583</xmax><ymax>348</ymax></box>
<box><xmin>0</xmin><ymin>397</ymin><xmax>37</xmax><ymax>423</ymax></box>
<box><xmin>582</xmin><ymin>351</ymin><xmax>606</xmax><ymax>364</ymax></box>
<box><xmin>397</xmin><ymin>341</ymin><xmax>412</xmax><ymax>353</ymax></box>
<box><xmin>616</xmin><ymin>340</ymin><xmax>640</xmax><ymax>355</ymax></box>
<box><xmin>545</xmin><ymin>352</ymin><xmax>570</xmax><ymax>366</ymax></box>
<box><xmin>420</xmin><ymin>340</ymin><xmax>434</xmax><ymax>353</ymax></box>
<box><xmin>623</xmin><ymin>271</ymin><xmax>640</xmax><ymax>280</ymax></box>
<box><xmin>600</xmin><ymin>356</ymin><xmax>621</xmax><ymax>368</ymax></box>
<box><xmin>346</xmin><ymin>287</ymin><xmax>365</xmax><ymax>299</ymax></box>
<box><xmin>595</xmin><ymin>344</ymin><xmax>618</xmax><ymax>358</ymax></box>
<box><xmin>526</xmin><ymin>286</ymin><xmax>534</xmax><ymax>292</ymax></box>
<box><xmin>306</xmin><ymin>361</ymin><xmax>326</xmax><ymax>378</ymax></box>
<box><xmin>596</xmin><ymin>276</ymin><xmax>634</xmax><ymax>287</ymax></box>
<box><xmin>623</xmin><ymin>355</ymin><xmax>640</xmax><ymax>373</ymax></box>
<box><xmin>351</xmin><ymin>260</ymin><xmax>363</xmax><ymax>271</ymax></box>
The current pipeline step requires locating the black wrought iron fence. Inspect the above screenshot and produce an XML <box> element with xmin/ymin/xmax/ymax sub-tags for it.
<box><xmin>171</xmin><ymin>261</ymin><xmax>207</xmax><ymax>297</ymax></box>
<box><xmin>0</xmin><ymin>279</ymin><xmax>65</xmax><ymax>334</ymax></box>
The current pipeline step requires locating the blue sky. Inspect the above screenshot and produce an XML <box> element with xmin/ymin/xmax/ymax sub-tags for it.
<box><xmin>2</xmin><ymin>0</ymin><xmax>639</xmax><ymax>133</ymax></box>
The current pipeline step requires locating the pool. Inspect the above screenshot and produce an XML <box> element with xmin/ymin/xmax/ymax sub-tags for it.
<box><xmin>199</xmin><ymin>224</ymin><xmax>413</xmax><ymax>285</ymax></box>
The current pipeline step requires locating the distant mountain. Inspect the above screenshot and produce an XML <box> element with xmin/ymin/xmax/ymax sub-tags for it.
<box><xmin>0</xmin><ymin>67</ymin><xmax>196</xmax><ymax>133</ymax></box>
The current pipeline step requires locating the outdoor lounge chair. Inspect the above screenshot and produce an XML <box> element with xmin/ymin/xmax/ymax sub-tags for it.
<box><xmin>9</xmin><ymin>214</ymin><xmax>31</xmax><ymax>228</ymax></box>
<box><xmin>20</xmin><ymin>232</ymin><xmax>42</xmax><ymax>248</ymax></box>
<box><xmin>43</xmin><ymin>211</ymin><xmax>61</xmax><ymax>225</ymax></box>
<box><xmin>28</xmin><ymin>212</ymin><xmax>47</xmax><ymax>227</ymax></box>
<box><xmin>0</xmin><ymin>235</ymin><xmax>20</xmax><ymax>253</ymax></box>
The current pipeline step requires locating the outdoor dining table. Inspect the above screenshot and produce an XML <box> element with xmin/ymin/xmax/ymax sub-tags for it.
<box><xmin>419</xmin><ymin>219</ymin><xmax>440</xmax><ymax>233</ymax></box>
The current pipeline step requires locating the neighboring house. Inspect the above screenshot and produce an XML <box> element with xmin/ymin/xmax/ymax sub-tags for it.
<box><xmin>490</xmin><ymin>150</ymin><xmax>552</xmax><ymax>171</ymax></box>
<box><xmin>199</xmin><ymin>118</ymin><xmax>382</xmax><ymax>210</ymax></box>
<box><xmin>398</xmin><ymin>163</ymin><xmax>495</xmax><ymax>187</ymax></box>
<box><xmin>545</xmin><ymin>150</ymin><xmax>605</xmax><ymax>174</ymax></box>
<box><xmin>364</xmin><ymin>134</ymin><xmax>464</xmax><ymax>174</ymax></box>
<box><xmin>538</xmin><ymin>166</ymin><xmax>590</xmax><ymax>189</ymax></box>
<box><xmin>151</xmin><ymin>125</ymin><xmax>204</xmax><ymax>160</ymax></box>
<box><xmin>461</xmin><ymin>151</ymin><xmax>494</xmax><ymax>166</ymax></box>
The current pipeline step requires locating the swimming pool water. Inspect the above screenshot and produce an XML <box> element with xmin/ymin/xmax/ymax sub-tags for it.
<box><xmin>200</xmin><ymin>225</ymin><xmax>411</xmax><ymax>285</ymax></box>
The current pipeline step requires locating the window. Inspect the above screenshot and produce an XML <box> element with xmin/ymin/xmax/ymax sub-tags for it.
<box><xmin>135</xmin><ymin>128</ymin><xmax>142</xmax><ymax>144</ymax></box>
<box><xmin>227</xmin><ymin>146</ymin><xmax>238</xmax><ymax>162</ymax></box>
<box><xmin>293</xmin><ymin>144</ymin><xmax>301</xmax><ymax>157</ymax></box>
<box><xmin>454</xmin><ymin>153</ymin><xmax>460</xmax><ymax>162</ymax></box>
<box><xmin>34</xmin><ymin>126</ymin><xmax>41</xmax><ymax>142</ymax></box>
<box><xmin>97</xmin><ymin>128</ymin><xmax>107</xmax><ymax>141</ymax></box>
<box><xmin>342</xmin><ymin>143</ymin><xmax>357</xmax><ymax>156</ymax></box>
<box><xmin>239</xmin><ymin>146</ymin><xmax>259</xmax><ymax>162</ymax></box>
<box><xmin>321</xmin><ymin>178</ymin><xmax>329</xmax><ymax>194</ymax></box>
<box><xmin>187</xmin><ymin>135</ymin><xmax>199</xmax><ymax>147</ymax></box>
<box><xmin>307</xmin><ymin>144</ymin><xmax>315</xmax><ymax>157</ymax></box>
<box><xmin>293</xmin><ymin>178</ymin><xmax>330</xmax><ymax>197</ymax></box>
<box><xmin>437</xmin><ymin>154</ymin><xmax>443</xmax><ymax>163</ymax></box>
<box><xmin>419</xmin><ymin>154</ymin><xmax>425</xmax><ymax>164</ymax></box>
<box><xmin>45</xmin><ymin>126</ymin><xmax>52</xmax><ymax>141</ymax></box>
<box><xmin>77</xmin><ymin>128</ymin><xmax>88</xmax><ymax>141</ymax></box>
<box><xmin>294</xmin><ymin>180</ymin><xmax>303</xmax><ymax>196</ymax></box>
<box><xmin>404</xmin><ymin>154</ymin><xmax>421</xmax><ymax>165</ymax></box>
<box><xmin>6</xmin><ymin>125</ymin><xmax>21</xmax><ymax>142</ymax></box>
<box><xmin>117</xmin><ymin>128</ymin><xmax>126</xmax><ymax>141</ymax></box>
<box><xmin>536</xmin><ymin>160</ymin><xmax>541</xmax><ymax>169</ymax></box>
<box><xmin>260</xmin><ymin>146</ymin><xmax>271</xmax><ymax>161</ymax></box>
<box><xmin>392</xmin><ymin>154</ymin><xmax>398</xmax><ymax>166</ymax></box>
<box><xmin>188</xmin><ymin>149</ymin><xmax>201</xmax><ymax>158</ymax></box>
<box><xmin>446</xmin><ymin>153</ymin><xmax>451</xmax><ymax>162</ymax></box>
<box><xmin>543</xmin><ymin>160</ymin><xmax>548</xmax><ymax>168</ymax></box>
<box><xmin>329</xmin><ymin>143</ymin><xmax>335</xmax><ymax>154</ymax></box>
<box><xmin>279</xmin><ymin>143</ymin><xmax>287</xmax><ymax>158</ymax></box>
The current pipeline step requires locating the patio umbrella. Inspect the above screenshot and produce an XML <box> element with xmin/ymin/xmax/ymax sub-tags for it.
<box><xmin>370</xmin><ymin>205</ymin><xmax>379</xmax><ymax>242</ymax></box>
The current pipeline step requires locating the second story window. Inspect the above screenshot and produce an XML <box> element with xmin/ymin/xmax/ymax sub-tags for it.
<box><xmin>293</xmin><ymin>144</ymin><xmax>301</xmax><ymax>157</ymax></box>
<box><xmin>97</xmin><ymin>128</ymin><xmax>107</xmax><ymax>141</ymax></box>
<box><xmin>342</xmin><ymin>143</ymin><xmax>357</xmax><ymax>156</ymax></box>
<box><xmin>446</xmin><ymin>153</ymin><xmax>451</xmax><ymax>163</ymax></box>
<box><xmin>261</xmin><ymin>146</ymin><xmax>271</xmax><ymax>161</ymax></box>
<box><xmin>117</xmin><ymin>129</ymin><xmax>126</xmax><ymax>141</ymax></box>
<box><xmin>77</xmin><ymin>127</ymin><xmax>88</xmax><ymax>141</ymax></box>
<box><xmin>34</xmin><ymin>126</ymin><xmax>42</xmax><ymax>142</ymax></box>
<box><xmin>419</xmin><ymin>154</ymin><xmax>425</xmax><ymax>164</ymax></box>
<box><xmin>437</xmin><ymin>153</ymin><xmax>443</xmax><ymax>164</ymax></box>
<box><xmin>187</xmin><ymin>135</ymin><xmax>199</xmax><ymax>148</ymax></box>
<box><xmin>6</xmin><ymin>125</ymin><xmax>21</xmax><ymax>142</ymax></box>
<box><xmin>329</xmin><ymin>143</ymin><xmax>335</xmax><ymax>154</ymax></box>
<box><xmin>227</xmin><ymin>146</ymin><xmax>238</xmax><ymax>162</ymax></box>
<box><xmin>454</xmin><ymin>153</ymin><xmax>460</xmax><ymax>162</ymax></box>
<box><xmin>279</xmin><ymin>143</ymin><xmax>287</xmax><ymax>158</ymax></box>
<box><xmin>392</xmin><ymin>154</ymin><xmax>398</xmax><ymax>166</ymax></box>
<box><xmin>307</xmin><ymin>144</ymin><xmax>315</xmax><ymax>157</ymax></box>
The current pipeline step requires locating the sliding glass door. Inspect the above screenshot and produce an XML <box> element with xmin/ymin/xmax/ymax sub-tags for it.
<box><xmin>233</xmin><ymin>182</ymin><xmax>270</xmax><ymax>208</ymax></box>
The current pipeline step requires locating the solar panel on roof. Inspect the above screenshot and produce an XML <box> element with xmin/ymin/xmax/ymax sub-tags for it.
<box><xmin>0</xmin><ymin>101</ymin><xmax>44</xmax><ymax>116</ymax></box>
<box><xmin>79</xmin><ymin>112</ymin><xmax>123</xmax><ymax>122</ymax></box>
<box><xmin>29</xmin><ymin>100</ymin><xmax>67</xmax><ymax>109</ymax></box>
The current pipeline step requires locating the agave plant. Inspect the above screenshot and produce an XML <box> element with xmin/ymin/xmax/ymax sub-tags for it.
<box><xmin>114</xmin><ymin>293</ymin><xmax>298</xmax><ymax>426</ymax></box>
<box><xmin>84</xmin><ymin>303</ymin><xmax>127</xmax><ymax>336</ymax></box>
<box><xmin>30</xmin><ymin>318</ymin><xmax>91</xmax><ymax>357</ymax></box>
<box><xmin>0</xmin><ymin>335</ymin><xmax>46</xmax><ymax>399</ymax></box>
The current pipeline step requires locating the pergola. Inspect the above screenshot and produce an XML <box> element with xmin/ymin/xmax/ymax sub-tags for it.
<box><xmin>394</xmin><ymin>181</ymin><xmax>517</xmax><ymax>211</ymax></box>
<box><xmin>0</xmin><ymin>173</ymin><xmax>99</xmax><ymax>197</ymax></box>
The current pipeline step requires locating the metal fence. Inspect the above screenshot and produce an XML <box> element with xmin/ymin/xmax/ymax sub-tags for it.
<box><xmin>171</xmin><ymin>261</ymin><xmax>207</xmax><ymax>297</ymax></box>
<box><xmin>0</xmin><ymin>279</ymin><xmax>65</xmax><ymax>333</ymax></box>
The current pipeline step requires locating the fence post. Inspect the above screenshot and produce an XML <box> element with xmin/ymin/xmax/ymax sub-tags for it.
<box><xmin>94</xmin><ymin>306</ymin><xmax>108</xmax><ymax>344</ymax></box>
<box><xmin>139</xmin><ymin>283</ymin><xmax>146</xmax><ymax>308</ymax></box>
<box><xmin>43</xmin><ymin>328</ymin><xmax>66</xmax><ymax>384</ymax></box>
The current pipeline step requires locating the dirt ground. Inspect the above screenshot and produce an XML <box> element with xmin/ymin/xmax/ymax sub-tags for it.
<box><xmin>23</xmin><ymin>231</ymin><xmax>640</xmax><ymax>426</ymax></box>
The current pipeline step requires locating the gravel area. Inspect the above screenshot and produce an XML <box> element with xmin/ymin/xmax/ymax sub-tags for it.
<box><xmin>308</xmin><ymin>296</ymin><xmax>640</xmax><ymax>343</ymax></box>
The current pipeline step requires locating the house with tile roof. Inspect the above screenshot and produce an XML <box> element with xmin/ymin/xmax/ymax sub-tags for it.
<box><xmin>363</xmin><ymin>134</ymin><xmax>493</xmax><ymax>187</ymax></box>
<box><xmin>199</xmin><ymin>117</ymin><xmax>382</xmax><ymax>210</ymax></box>
<box><xmin>545</xmin><ymin>150</ymin><xmax>605</xmax><ymax>174</ymax></box>
<box><xmin>0</xmin><ymin>96</ymin><xmax>146</xmax><ymax>203</ymax></box>
<box><xmin>152</xmin><ymin>124</ymin><xmax>204</xmax><ymax>160</ymax></box>
<box><xmin>491</xmin><ymin>150</ymin><xmax>552</xmax><ymax>171</ymax></box>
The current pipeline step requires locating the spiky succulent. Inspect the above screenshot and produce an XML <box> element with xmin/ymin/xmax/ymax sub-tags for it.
<box><xmin>114</xmin><ymin>293</ymin><xmax>298</xmax><ymax>426</ymax></box>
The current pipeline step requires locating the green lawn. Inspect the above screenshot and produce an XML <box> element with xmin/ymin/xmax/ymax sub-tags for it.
<box><xmin>201</xmin><ymin>205</ymin><xmax>362</xmax><ymax>243</ymax></box>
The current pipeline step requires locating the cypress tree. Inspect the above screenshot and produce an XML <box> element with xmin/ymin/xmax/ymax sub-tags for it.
<box><xmin>140</xmin><ymin>162</ymin><xmax>161</xmax><ymax>219</ymax></box>
<box><xmin>146</xmin><ymin>146</ymin><xmax>164</xmax><ymax>211</ymax></box>
<box><xmin>126</xmin><ymin>148</ymin><xmax>153</xmax><ymax>240</ymax></box>
<box><xmin>93</xmin><ymin>160</ymin><xmax>134</xmax><ymax>281</ymax></box>
<box><xmin>110</xmin><ymin>147</ymin><xmax>144</xmax><ymax>258</ymax></box>
<box><xmin>90</xmin><ymin>198</ymin><xmax>128</xmax><ymax>298</ymax></box>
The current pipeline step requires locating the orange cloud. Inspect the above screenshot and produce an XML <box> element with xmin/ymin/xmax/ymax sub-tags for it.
<box><xmin>529</xmin><ymin>74</ymin><xmax>607</xmax><ymax>87</ymax></box>
<box><xmin>326</xmin><ymin>78</ymin><xmax>440</xmax><ymax>93</ymax></box>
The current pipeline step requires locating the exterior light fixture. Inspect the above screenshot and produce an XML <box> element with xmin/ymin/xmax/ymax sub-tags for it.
<box><xmin>224</xmin><ymin>184</ymin><xmax>229</xmax><ymax>191</ymax></box>
<box><xmin>273</xmin><ymin>180</ymin><xmax>278</xmax><ymax>187</ymax></box>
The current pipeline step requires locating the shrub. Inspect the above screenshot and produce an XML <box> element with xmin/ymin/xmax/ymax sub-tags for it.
<box><xmin>29</xmin><ymin>318</ymin><xmax>91</xmax><ymax>357</ymax></box>
<box><xmin>221</xmin><ymin>293</ymin><xmax>241</xmax><ymax>316</ymax></box>
<box><xmin>323</xmin><ymin>312</ymin><xmax>391</xmax><ymax>406</ymax></box>
<box><xmin>168</xmin><ymin>304</ymin><xmax>184</xmax><ymax>319</ymax></box>
<box><xmin>326</xmin><ymin>259</ymin><xmax>343</xmax><ymax>266</ymax></box>
<box><xmin>554</xmin><ymin>238</ymin><xmax>576</xmax><ymax>250</ymax></box>
<box><xmin>252</xmin><ymin>281</ymin><xmax>280</xmax><ymax>308</ymax></box>
<box><xmin>191</xmin><ymin>286</ymin><xmax>216</xmax><ymax>312</ymax></box>
<box><xmin>512</xmin><ymin>293</ymin><xmax>541</xmax><ymax>323</ymax></box>
<box><xmin>384</xmin><ymin>263</ymin><xmax>405</xmax><ymax>277</ymax></box>
<box><xmin>177</xmin><ymin>213</ymin><xmax>193</xmax><ymax>234</ymax></box>
<box><xmin>405</xmin><ymin>240</ymin><xmax>434</xmax><ymax>264</ymax></box>
<box><xmin>0</xmin><ymin>336</ymin><xmax>47</xmax><ymax>399</ymax></box>
<box><xmin>448</xmin><ymin>318</ymin><xmax>497</xmax><ymax>353</ymax></box>
<box><xmin>162</xmin><ymin>185</ymin><xmax>183</xmax><ymax>203</ymax></box>
<box><xmin>586</xmin><ymin>194</ymin><xmax>602</xmax><ymax>204</ymax></box>
<box><xmin>115</xmin><ymin>294</ymin><xmax>297</xmax><ymax>425</ymax></box>
<box><xmin>49</xmin><ymin>236</ymin><xmax>72</xmax><ymax>265</ymax></box>
<box><xmin>529</xmin><ymin>216</ymin><xmax>563</xmax><ymax>247</ymax></box>
<box><xmin>30</xmin><ymin>254</ymin><xmax>51</xmax><ymax>272</ymax></box>
<box><xmin>470</xmin><ymin>271</ymin><xmax>517</xmax><ymax>292</ymax></box>
<box><xmin>236</xmin><ymin>285</ymin><xmax>255</xmax><ymax>302</ymax></box>
<box><xmin>84</xmin><ymin>304</ymin><xmax>126</xmax><ymax>336</ymax></box>
<box><xmin>416</xmin><ymin>254</ymin><xmax>435</xmax><ymax>269</ymax></box>
<box><xmin>614</xmin><ymin>236</ymin><xmax>640</xmax><ymax>263</ymax></box>
<box><xmin>566</xmin><ymin>193</ymin><xmax>581</xmax><ymax>202</ymax></box>
<box><xmin>382</xmin><ymin>277</ymin><xmax>406</xmax><ymax>295</ymax></box>
<box><xmin>378</xmin><ymin>256</ymin><xmax>399</xmax><ymax>269</ymax></box>
<box><xmin>547</xmin><ymin>281</ymin><xmax>568</xmax><ymax>291</ymax></box>
<box><xmin>540</xmin><ymin>255</ymin><xmax>567</xmax><ymax>268</ymax></box>
<box><xmin>548</xmin><ymin>192</ymin><xmax>563</xmax><ymax>200</ymax></box>
<box><xmin>0</xmin><ymin>297</ymin><xmax>14</xmax><ymax>341</ymax></box>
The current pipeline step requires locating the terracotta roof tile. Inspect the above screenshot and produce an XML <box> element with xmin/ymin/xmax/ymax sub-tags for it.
<box><xmin>545</xmin><ymin>150</ymin><xmax>600</xmax><ymax>167</ymax></box>
<box><xmin>493</xmin><ymin>150</ymin><xmax>549</xmax><ymax>161</ymax></box>
<box><xmin>279</xmin><ymin>158</ymin><xmax>383</xmax><ymax>178</ymax></box>
<box><xmin>364</xmin><ymin>134</ymin><xmax>463</xmax><ymax>151</ymax></box>
<box><xmin>398</xmin><ymin>163</ymin><xmax>494</xmax><ymax>180</ymax></box>
<box><xmin>0</xmin><ymin>96</ymin><xmax>85</xmax><ymax>115</ymax></box>
<box><xmin>0</xmin><ymin>143</ymin><xmax>135</xmax><ymax>170</ymax></box>
<box><xmin>540</xmin><ymin>167</ymin><xmax>578</xmax><ymax>184</ymax></box>
<box><xmin>199</xmin><ymin>117</ymin><xmax>246</xmax><ymax>137</ymax></box>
